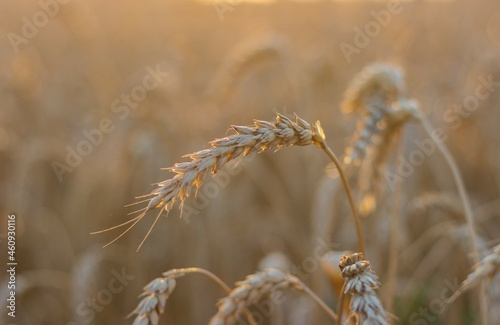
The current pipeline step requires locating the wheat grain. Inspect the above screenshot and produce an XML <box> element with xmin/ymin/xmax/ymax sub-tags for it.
<box><xmin>339</xmin><ymin>252</ymin><xmax>388</xmax><ymax>325</ymax></box>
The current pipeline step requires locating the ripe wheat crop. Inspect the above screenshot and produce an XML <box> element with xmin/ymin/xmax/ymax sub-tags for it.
<box><xmin>3</xmin><ymin>2</ymin><xmax>499</xmax><ymax>325</ymax></box>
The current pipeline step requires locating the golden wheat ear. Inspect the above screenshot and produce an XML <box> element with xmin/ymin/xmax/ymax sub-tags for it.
<box><xmin>93</xmin><ymin>114</ymin><xmax>326</xmax><ymax>249</ymax></box>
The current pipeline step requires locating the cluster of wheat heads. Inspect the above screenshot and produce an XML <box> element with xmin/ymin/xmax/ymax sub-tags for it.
<box><xmin>94</xmin><ymin>62</ymin><xmax>498</xmax><ymax>324</ymax></box>
<box><xmin>94</xmin><ymin>111</ymin><xmax>370</xmax><ymax>324</ymax></box>
<box><xmin>130</xmin><ymin>257</ymin><xmax>390</xmax><ymax>325</ymax></box>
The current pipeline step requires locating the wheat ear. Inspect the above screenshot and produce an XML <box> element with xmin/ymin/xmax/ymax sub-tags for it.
<box><xmin>209</xmin><ymin>268</ymin><xmax>338</xmax><ymax>325</ymax></box>
<box><xmin>129</xmin><ymin>267</ymin><xmax>257</xmax><ymax>325</ymax></box>
<box><xmin>341</xmin><ymin>63</ymin><xmax>419</xmax><ymax>215</ymax></box>
<box><xmin>339</xmin><ymin>252</ymin><xmax>389</xmax><ymax>325</ymax></box>
<box><xmin>92</xmin><ymin>113</ymin><xmax>325</xmax><ymax>248</ymax></box>
<box><xmin>94</xmin><ymin>113</ymin><xmax>365</xmax><ymax>255</ymax></box>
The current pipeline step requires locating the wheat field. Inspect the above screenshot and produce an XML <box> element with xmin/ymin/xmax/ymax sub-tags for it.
<box><xmin>0</xmin><ymin>0</ymin><xmax>500</xmax><ymax>324</ymax></box>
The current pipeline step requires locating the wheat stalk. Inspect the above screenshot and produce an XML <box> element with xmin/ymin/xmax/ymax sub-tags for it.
<box><xmin>417</xmin><ymin>116</ymin><xmax>487</xmax><ymax>324</ymax></box>
<box><xmin>209</xmin><ymin>268</ymin><xmax>338</xmax><ymax>325</ymax></box>
<box><xmin>339</xmin><ymin>252</ymin><xmax>388</xmax><ymax>325</ymax></box>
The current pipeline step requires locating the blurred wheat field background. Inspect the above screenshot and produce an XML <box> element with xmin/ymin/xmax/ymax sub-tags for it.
<box><xmin>1</xmin><ymin>0</ymin><xmax>500</xmax><ymax>324</ymax></box>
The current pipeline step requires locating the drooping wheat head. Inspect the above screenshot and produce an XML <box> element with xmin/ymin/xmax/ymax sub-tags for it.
<box><xmin>339</xmin><ymin>252</ymin><xmax>388</xmax><ymax>325</ymax></box>
<box><xmin>94</xmin><ymin>114</ymin><xmax>326</xmax><ymax>249</ymax></box>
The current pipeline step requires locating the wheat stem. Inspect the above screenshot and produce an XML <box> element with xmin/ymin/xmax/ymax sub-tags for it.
<box><xmin>319</xmin><ymin>142</ymin><xmax>366</xmax><ymax>256</ymax></box>
<box><xmin>384</xmin><ymin>130</ymin><xmax>404</xmax><ymax>319</ymax></box>
<box><xmin>164</xmin><ymin>267</ymin><xmax>232</xmax><ymax>292</ymax></box>
<box><xmin>298</xmin><ymin>278</ymin><xmax>339</xmax><ymax>322</ymax></box>
<box><xmin>336</xmin><ymin>281</ymin><xmax>347</xmax><ymax>325</ymax></box>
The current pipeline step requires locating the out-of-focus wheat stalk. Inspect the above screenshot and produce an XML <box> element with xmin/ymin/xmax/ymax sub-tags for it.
<box><xmin>206</xmin><ymin>35</ymin><xmax>288</xmax><ymax>104</ymax></box>
<box><xmin>333</xmin><ymin>64</ymin><xmax>418</xmax><ymax>317</ymax></box>
<box><xmin>339</xmin><ymin>252</ymin><xmax>388</xmax><ymax>325</ymax></box>
<box><xmin>209</xmin><ymin>268</ymin><xmax>338</xmax><ymax>325</ymax></box>
<box><xmin>417</xmin><ymin>115</ymin><xmax>487</xmax><ymax>324</ymax></box>
<box><xmin>341</xmin><ymin>63</ymin><xmax>419</xmax><ymax>215</ymax></box>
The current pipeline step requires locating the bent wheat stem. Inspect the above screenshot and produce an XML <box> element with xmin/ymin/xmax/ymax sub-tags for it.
<box><xmin>319</xmin><ymin>142</ymin><xmax>365</xmax><ymax>256</ymax></box>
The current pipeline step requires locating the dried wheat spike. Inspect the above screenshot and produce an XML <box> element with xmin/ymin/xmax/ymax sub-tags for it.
<box><xmin>209</xmin><ymin>268</ymin><xmax>303</xmax><ymax>325</ymax></box>
<box><xmin>339</xmin><ymin>252</ymin><xmax>388</xmax><ymax>325</ymax></box>
<box><xmin>129</xmin><ymin>277</ymin><xmax>176</xmax><ymax>325</ymax></box>
<box><xmin>144</xmin><ymin>114</ymin><xmax>324</xmax><ymax>215</ymax></box>
<box><xmin>447</xmin><ymin>243</ymin><xmax>500</xmax><ymax>304</ymax></box>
